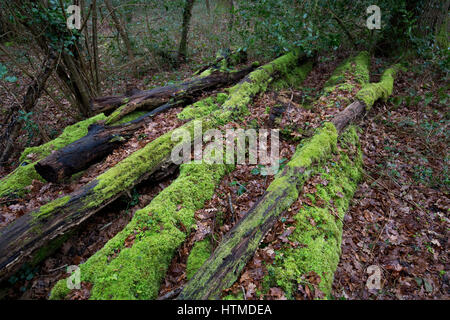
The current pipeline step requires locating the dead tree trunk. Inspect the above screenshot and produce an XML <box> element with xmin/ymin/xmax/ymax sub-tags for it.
<box><xmin>0</xmin><ymin>50</ymin><xmax>304</xmax><ymax>284</ymax></box>
<box><xmin>178</xmin><ymin>0</ymin><xmax>195</xmax><ymax>63</ymax></box>
<box><xmin>35</xmin><ymin>101</ymin><xmax>178</xmax><ymax>183</ymax></box>
<box><xmin>99</xmin><ymin>64</ymin><xmax>255</xmax><ymax>124</ymax></box>
<box><xmin>0</xmin><ymin>50</ymin><xmax>58</xmax><ymax>166</ymax></box>
<box><xmin>178</xmin><ymin>66</ymin><xmax>400</xmax><ymax>300</ymax></box>
<box><xmin>34</xmin><ymin>56</ymin><xmax>254</xmax><ymax>183</ymax></box>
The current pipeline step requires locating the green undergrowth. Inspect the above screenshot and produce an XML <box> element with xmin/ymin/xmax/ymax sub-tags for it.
<box><xmin>262</xmin><ymin>126</ymin><xmax>363</xmax><ymax>299</ymax></box>
<box><xmin>50</xmin><ymin>161</ymin><xmax>232</xmax><ymax>300</ymax></box>
<box><xmin>177</xmin><ymin>93</ymin><xmax>228</xmax><ymax>120</ymax></box>
<box><xmin>356</xmin><ymin>65</ymin><xmax>401</xmax><ymax>110</ymax></box>
<box><xmin>186</xmin><ymin>238</ymin><xmax>213</xmax><ymax>280</ymax></box>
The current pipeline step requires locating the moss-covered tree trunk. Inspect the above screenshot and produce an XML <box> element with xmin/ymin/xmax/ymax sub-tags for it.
<box><xmin>0</xmin><ymin>50</ymin><xmax>307</xmax><ymax>284</ymax></box>
<box><xmin>178</xmin><ymin>64</ymin><xmax>400</xmax><ymax>300</ymax></box>
<box><xmin>36</xmin><ymin>64</ymin><xmax>256</xmax><ymax>183</ymax></box>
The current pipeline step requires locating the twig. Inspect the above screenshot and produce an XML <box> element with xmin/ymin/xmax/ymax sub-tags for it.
<box><xmin>228</xmin><ymin>193</ymin><xmax>235</xmax><ymax>222</ymax></box>
<box><xmin>99</xmin><ymin>222</ymin><xmax>112</xmax><ymax>231</ymax></box>
<box><xmin>157</xmin><ymin>286</ymin><xmax>184</xmax><ymax>300</ymax></box>
<box><xmin>48</xmin><ymin>264</ymin><xmax>68</xmax><ymax>273</ymax></box>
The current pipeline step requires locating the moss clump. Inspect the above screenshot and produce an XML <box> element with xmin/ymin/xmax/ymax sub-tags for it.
<box><xmin>271</xmin><ymin>61</ymin><xmax>313</xmax><ymax>90</ymax></box>
<box><xmin>113</xmin><ymin>111</ymin><xmax>149</xmax><ymax>124</ymax></box>
<box><xmin>186</xmin><ymin>238</ymin><xmax>212</xmax><ymax>280</ymax></box>
<box><xmin>177</xmin><ymin>93</ymin><xmax>228</xmax><ymax>120</ymax></box>
<box><xmin>19</xmin><ymin>113</ymin><xmax>106</xmax><ymax>163</ymax></box>
<box><xmin>0</xmin><ymin>163</ymin><xmax>44</xmax><ymax>198</ymax></box>
<box><xmin>323</xmin><ymin>51</ymin><xmax>370</xmax><ymax>94</ymax></box>
<box><xmin>50</xmin><ymin>161</ymin><xmax>232</xmax><ymax>300</ymax></box>
<box><xmin>356</xmin><ymin>65</ymin><xmax>400</xmax><ymax>110</ymax></box>
<box><xmin>31</xmin><ymin>196</ymin><xmax>71</xmax><ymax>223</ymax></box>
<box><xmin>263</xmin><ymin>126</ymin><xmax>363</xmax><ymax>299</ymax></box>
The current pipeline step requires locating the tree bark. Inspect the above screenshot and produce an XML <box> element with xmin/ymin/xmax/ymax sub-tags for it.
<box><xmin>0</xmin><ymin>50</ymin><xmax>58</xmax><ymax>166</ymax></box>
<box><xmin>104</xmin><ymin>0</ymin><xmax>135</xmax><ymax>63</ymax></box>
<box><xmin>100</xmin><ymin>64</ymin><xmax>255</xmax><ymax>124</ymax></box>
<box><xmin>178</xmin><ymin>0</ymin><xmax>195</xmax><ymax>63</ymax></box>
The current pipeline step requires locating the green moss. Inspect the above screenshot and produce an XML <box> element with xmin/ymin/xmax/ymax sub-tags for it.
<box><xmin>177</xmin><ymin>93</ymin><xmax>228</xmax><ymax>120</ymax></box>
<box><xmin>50</xmin><ymin>161</ymin><xmax>232</xmax><ymax>300</ymax></box>
<box><xmin>222</xmin><ymin>292</ymin><xmax>244</xmax><ymax>300</ymax></box>
<box><xmin>31</xmin><ymin>233</ymin><xmax>72</xmax><ymax>266</ymax></box>
<box><xmin>31</xmin><ymin>196</ymin><xmax>71</xmax><ymax>223</ymax></box>
<box><xmin>323</xmin><ymin>51</ymin><xmax>370</xmax><ymax>93</ymax></box>
<box><xmin>19</xmin><ymin>113</ymin><xmax>106</xmax><ymax>163</ymax></box>
<box><xmin>113</xmin><ymin>110</ymin><xmax>149</xmax><ymax>125</ymax></box>
<box><xmin>271</xmin><ymin>61</ymin><xmax>313</xmax><ymax>90</ymax></box>
<box><xmin>263</xmin><ymin>126</ymin><xmax>363</xmax><ymax>299</ymax></box>
<box><xmin>105</xmin><ymin>104</ymin><xmax>127</xmax><ymax>125</ymax></box>
<box><xmin>356</xmin><ymin>65</ymin><xmax>400</xmax><ymax>110</ymax></box>
<box><xmin>280</xmin><ymin>122</ymin><xmax>338</xmax><ymax>175</ymax></box>
<box><xmin>0</xmin><ymin>162</ymin><xmax>44</xmax><ymax>198</ymax></box>
<box><xmin>222</xmin><ymin>51</ymin><xmax>305</xmax><ymax>118</ymax></box>
<box><xmin>186</xmin><ymin>238</ymin><xmax>212</xmax><ymax>280</ymax></box>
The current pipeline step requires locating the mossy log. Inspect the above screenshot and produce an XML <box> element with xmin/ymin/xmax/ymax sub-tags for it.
<box><xmin>178</xmin><ymin>65</ymin><xmax>400</xmax><ymax>300</ymax></box>
<box><xmin>0</xmin><ymin>50</ymin><xmax>306</xmax><ymax>284</ymax></box>
<box><xmin>35</xmin><ymin>102</ymin><xmax>179</xmax><ymax>183</ymax></box>
<box><xmin>0</xmin><ymin>114</ymin><xmax>107</xmax><ymax>198</ymax></box>
<box><xmin>91</xmin><ymin>49</ymin><xmax>248</xmax><ymax>118</ymax></box>
<box><xmin>102</xmin><ymin>65</ymin><xmax>257</xmax><ymax>125</ymax></box>
<box><xmin>178</xmin><ymin>123</ymin><xmax>339</xmax><ymax>299</ymax></box>
<box><xmin>36</xmin><ymin>63</ymin><xmax>258</xmax><ymax>183</ymax></box>
<box><xmin>262</xmin><ymin>127</ymin><xmax>363</xmax><ymax>298</ymax></box>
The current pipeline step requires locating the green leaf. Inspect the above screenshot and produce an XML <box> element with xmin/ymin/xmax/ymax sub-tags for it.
<box><xmin>5</xmin><ymin>76</ymin><xmax>17</xmax><ymax>83</ymax></box>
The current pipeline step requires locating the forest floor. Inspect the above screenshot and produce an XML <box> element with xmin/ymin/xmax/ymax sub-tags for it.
<box><xmin>0</xmin><ymin>51</ymin><xmax>448</xmax><ymax>300</ymax></box>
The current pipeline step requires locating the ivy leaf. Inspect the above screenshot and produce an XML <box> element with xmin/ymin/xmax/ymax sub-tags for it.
<box><xmin>4</xmin><ymin>76</ymin><xmax>17</xmax><ymax>83</ymax></box>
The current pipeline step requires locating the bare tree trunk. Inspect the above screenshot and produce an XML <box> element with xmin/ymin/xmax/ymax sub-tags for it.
<box><xmin>205</xmin><ymin>0</ymin><xmax>210</xmax><ymax>16</ymax></box>
<box><xmin>0</xmin><ymin>50</ymin><xmax>58</xmax><ymax>166</ymax></box>
<box><xmin>104</xmin><ymin>0</ymin><xmax>135</xmax><ymax>63</ymax></box>
<box><xmin>178</xmin><ymin>0</ymin><xmax>195</xmax><ymax>64</ymax></box>
<box><xmin>92</xmin><ymin>0</ymin><xmax>100</xmax><ymax>93</ymax></box>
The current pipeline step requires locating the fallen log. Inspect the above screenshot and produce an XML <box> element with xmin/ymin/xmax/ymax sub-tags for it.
<box><xmin>91</xmin><ymin>49</ymin><xmax>248</xmax><ymax>118</ymax></box>
<box><xmin>34</xmin><ymin>101</ymin><xmax>181</xmax><ymax>183</ymax></box>
<box><xmin>34</xmin><ymin>64</ymin><xmax>257</xmax><ymax>183</ymax></box>
<box><xmin>103</xmin><ymin>65</ymin><xmax>257</xmax><ymax>125</ymax></box>
<box><xmin>48</xmin><ymin>51</ymin><xmax>312</xmax><ymax>300</ymax></box>
<box><xmin>0</xmin><ymin>114</ymin><xmax>107</xmax><ymax>198</ymax></box>
<box><xmin>0</xmin><ymin>50</ymin><xmax>306</xmax><ymax>284</ymax></box>
<box><xmin>35</xmin><ymin>64</ymin><xmax>257</xmax><ymax>183</ymax></box>
<box><xmin>178</xmin><ymin>64</ymin><xmax>400</xmax><ymax>300</ymax></box>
